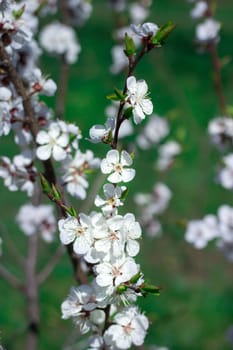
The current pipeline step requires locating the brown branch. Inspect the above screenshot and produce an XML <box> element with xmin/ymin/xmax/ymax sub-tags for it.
<box><xmin>37</xmin><ymin>245</ymin><xmax>65</xmax><ymax>285</ymax></box>
<box><xmin>0</xmin><ymin>264</ymin><xmax>23</xmax><ymax>290</ymax></box>
<box><xmin>55</xmin><ymin>60</ymin><xmax>69</xmax><ymax>119</ymax></box>
<box><xmin>0</xmin><ymin>221</ymin><xmax>25</xmax><ymax>266</ymax></box>
<box><xmin>208</xmin><ymin>42</ymin><xmax>228</xmax><ymax>115</ymax></box>
<box><xmin>24</xmin><ymin>234</ymin><xmax>39</xmax><ymax>350</ymax></box>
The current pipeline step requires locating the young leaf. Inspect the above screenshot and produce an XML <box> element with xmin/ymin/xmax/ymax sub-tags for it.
<box><xmin>124</xmin><ymin>33</ymin><xmax>136</xmax><ymax>57</ymax></box>
<box><xmin>152</xmin><ymin>20</ymin><xmax>176</xmax><ymax>46</ymax></box>
<box><xmin>141</xmin><ymin>284</ymin><xmax>161</xmax><ymax>295</ymax></box>
<box><xmin>39</xmin><ymin>173</ymin><xmax>51</xmax><ymax>194</ymax></box>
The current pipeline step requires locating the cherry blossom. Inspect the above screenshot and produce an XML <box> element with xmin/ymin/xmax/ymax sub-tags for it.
<box><xmin>125</xmin><ymin>76</ymin><xmax>153</xmax><ymax>124</ymax></box>
<box><xmin>36</xmin><ymin>122</ymin><xmax>70</xmax><ymax>161</ymax></box>
<box><xmin>59</xmin><ymin>214</ymin><xmax>93</xmax><ymax>255</ymax></box>
<box><xmin>100</xmin><ymin>149</ymin><xmax>135</xmax><ymax>183</ymax></box>
<box><xmin>131</xmin><ymin>22</ymin><xmax>159</xmax><ymax>38</ymax></box>
<box><xmin>196</xmin><ymin>18</ymin><xmax>221</xmax><ymax>42</ymax></box>
<box><xmin>104</xmin><ymin>306</ymin><xmax>149</xmax><ymax>349</ymax></box>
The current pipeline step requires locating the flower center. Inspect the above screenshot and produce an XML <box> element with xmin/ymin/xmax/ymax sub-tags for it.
<box><xmin>123</xmin><ymin>322</ymin><xmax>132</xmax><ymax>335</ymax></box>
<box><xmin>114</xmin><ymin>163</ymin><xmax>123</xmax><ymax>174</ymax></box>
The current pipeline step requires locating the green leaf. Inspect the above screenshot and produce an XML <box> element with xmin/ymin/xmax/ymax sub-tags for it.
<box><xmin>141</xmin><ymin>284</ymin><xmax>161</xmax><ymax>296</ymax></box>
<box><xmin>117</xmin><ymin>285</ymin><xmax>128</xmax><ymax>294</ymax></box>
<box><xmin>13</xmin><ymin>5</ymin><xmax>25</xmax><ymax>19</ymax></box>
<box><xmin>51</xmin><ymin>184</ymin><xmax>61</xmax><ymax>201</ymax></box>
<box><xmin>39</xmin><ymin>173</ymin><xmax>51</xmax><ymax>194</ymax></box>
<box><xmin>124</xmin><ymin>33</ymin><xmax>136</xmax><ymax>57</ymax></box>
<box><xmin>120</xmin><ymin>187</ymin><xmax>129</xmax><ymax>201</ymax></box>
<box><xmin>152</xmin><ymin>20</ymin><xmax>176</xmax><ymax>46</ymax></box>
<box><xmin>130</xmin><ymin>271</ymin><xmax>142</xmax><ymax>284</ymax></box>
<box><xmin>106</xmin><ymin>93</ymin><xmax>121</xmax><ymax>101</ymax></box>
<box><xmin>66</xmin><ymin>206</ymin><xmax>77</xmax><ymax>217</ymax></box>
<box><xmin>114</xmin><ymin>87</ymin><xmax>126</xmax><ymax>101</ymax></box>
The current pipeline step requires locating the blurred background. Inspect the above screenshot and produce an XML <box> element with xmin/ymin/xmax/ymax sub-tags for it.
<box><xmin>1</xmin><ymin>0</ymin><xmax>233</xmax><ymax>349</ymax></box>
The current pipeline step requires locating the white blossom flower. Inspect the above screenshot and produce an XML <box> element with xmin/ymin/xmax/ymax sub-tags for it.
<box><xmin>89</xmin><ymin>116</ymin><xmax>115</xmax><ymax>143</ymax></box>
<box><xmin>28</xmin><ymin>68</ymin><xmax>57</xmax><ymax>96</ymax></box>
<box><xmin>59</xmin><ymin>214</ymin><xmax>93</xmax><ymax>255</ymax></box>
<box><xmin>62</xmin><ymin>150</ymin><xmax>100</xmax><ymax>200</ymax></box>
<box><xmin>101</xmin><ymin>149</ymin><xmax>135</xmax><ymax>183</ymax></box>
<box><xmin>94</xmin><ymin>255</ymin><xmax>139</xmax><ymax>291</ymax></box>
<box><xmin>36</xmin><ymin>122</ymin><xmax>69</xmax><ymax>161</ymax></box>
<box><xmin>218</xmin><ymin>154</ymin><xmax>233</xmax><ymax>189</ymax></box>
<box><xmin>131</xmin><ymin>22</ymin><xmax>159</xmax><ymax>38</ymax></box>
<box><xmin>87</xmin><ymin>335</ymin><xmax>104</xmax><ymax>350</ymax></box>
<box><xmin>16</xmin><ymin>204</ymin><xmax>56</xmax><ymax>242</ymax></box>
<box><xmin>196</xmin><ymin>18</ymin><xmax>221</xmax><ymax>42</ymax></box>
<box><xmin>157</xmin><ymin>140</ymin><xmax>181</xmax><ymax>171</ymax></box>
<box><xmin>67</xmin><ymin>0</ymin><xmax>93</xmax><ymax>27</ymax></box>
<box><xmin>185</xmin><ymin>214</ymin><xmax>219</xmax><ymax>249</ymax></box>
<box><xmin>110</xmin><ymin>44</ymin><xmax>128</xmax><ymax>74</ymax></box>
<box><xmin>0</xmin><ymin>102</ymin><xmax>11</xmax><ymax>136</ymax></box>
<box><xmin>126</xmin><ymin>76</ymin><xmax>153</xmax><ymax>124</ymax></box>
<box><xmin>40</xmin><ymin>21</ymin><xmax>81</xmax><ymax>64</ymax></box>
<box><xmin>104</xmin><ymin>306</ymin><xmax>149</xmax><ymax>349</ymax></box>
<box><xmin>61</xmin><ymin>285</ymin><xmax>105</xmax><ymax>334</ymax></box>
<box><xmin>190</xmin><ymin>1</ymin><xmax>208</xmax><ymax>19</ymax></box>
<box><xmin>218</xmin><ymin>205</ymin><xmax>233</xmax><ymax>243</ymax></box>
<box><xmin>95</xmin><ymin>183</ymin><xmax>125</xmax><ymax>216</ymax></box>
<box><xmin>136</xmin><ymin>115</ymin><xmax>169</xmax><ymax>149</ymax></box>
<box><xmin>122</xmin><ymin>213</ymin><xmax>142</xmax><ymax>256</ymax></box>
<box><xmin>208</xmin><ymin>116</ymin><xmax>233</xmax><ymax>146</ymax></box>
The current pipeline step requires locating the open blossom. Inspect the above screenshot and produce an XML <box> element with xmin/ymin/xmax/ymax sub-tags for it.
<box><xmin>89</xmin><ymin>116</ymin><xmax>115</xmax><ymax>143</ymax></box>
<box><xmin>185</xmin><ymin>215</ymin><xmax>219</xmax><ymax>249</ymax></box>
<box><xmin>59</xmin><ymin>214</ymin><xmax>93</xmax><ymax>255</ymax></box>
<box><xmin>104</xmin><ymin>306</ymin><xmax>149</xmax><ymax>349</ymax></box>
<box><xmin>62</xmin><ymin>285</ymin><xmax>105</xmax><ymax>334</ymax></box>
<box><xmin>28</xmin><ymin>68</ymin><xmax>57</xmax><ymax>96</ymax></box>
<box><xmin>0</xmin><ymin>153</ymin><xmax>36</xmax><ymax>196</ymax></box>
<box><xmin>62</xmin><ymin>150</ymin><xmax>100</xmax><ymax>200</ymax></box>
<box><xmin>39</xmin><ymin>21</ymin><xmax>81</xmax><ymax>64</ymax></box>
<box><xmin>94</xmin><ymin>255</ymin><xmax>139</xmax><ymax>290</ymax></box>
<box><xmin>101</xmin><ymin>149</ymin><xmax>135</xmax><ymax>183</ymax></box>
<box><xmin>208</xmin><ymin>116</ymin><xmax>233</xmax><ymax>146</ymax></box>
<box><xmin>95</xmin><ymin>183</ymin><xmax>125</xmax><ymax>216</ymax></box>
<box><xmin>36</xmin><ymin>122</ymin><xmax>69</xmax><ymax>161</ymax></box>
<box><xmin>125</xmin><ymin>76</ymin><xmax>153</xmax><ymax>124</ymax></box>
<box><xmin>218</xmin><ymin>154</ymin><xmax>233</xmax><ymax>189</ymax></box>
<box><xmin>131</xmin><ymin>22</ymin><xmax>159</xmax><ymax>38</ymax></box>
<box><xmin>16</xmin><ymin>204</ymin><xmax>56</xmax><ymax>242</ymax></box>
<box><xmin>136</xmin><ymin>115</ymin><xmax>169</xmax><ymax>150</ymax></box>
<box><xmin>196</xmin><ymin>18</ymin><xmax>221</xmax><ymax>42</ymax></box>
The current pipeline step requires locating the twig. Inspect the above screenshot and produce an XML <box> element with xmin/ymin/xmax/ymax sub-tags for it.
<box><xmin>0</xmin><ymin>264</ymin><xmax>23</xmax><ymax>290</ymax></box>
<box><xmin>37</xmin><ymin>245</ymin><xmax>65</xmax><ymax>285</ymax></box>
<box><xmin>25</xmin><ymin>234</ymin><xmax>39</xmax><ymax>350</ymax></box>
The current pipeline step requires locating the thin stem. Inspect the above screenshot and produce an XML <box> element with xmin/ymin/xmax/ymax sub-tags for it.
<box><xmin>0</xmin><ymin>264</ymin><xmax>23</xmax><ymax>290</ymax></box>
<box><xmin>111</xmin><ymin>42</ymin><xmax>148</xmax><ymax>149</ymax></box>
<box><xmin>208</xmin><ymin>42</ymin><xmax>227</xmax><ymax>115</ymax></box>
<box><xmin>37</xmin><ymin>245</ymin><xmax>65</xmax><ymax>285</ymax></box>
<box><xmin>25</xmin><ymin>234</ymin><xmax>39</xmax><ymax>350</ymax></box>
<box><xmin>0</xmin><ymin>221</ymin><xmax>25</xmax><ymax>266</ymax></box>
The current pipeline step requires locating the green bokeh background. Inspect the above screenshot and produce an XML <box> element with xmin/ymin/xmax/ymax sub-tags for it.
<box><xmin>1</xmin><ymin>1</ymin><xmax>233</xmax><ymax>349</ymax></box>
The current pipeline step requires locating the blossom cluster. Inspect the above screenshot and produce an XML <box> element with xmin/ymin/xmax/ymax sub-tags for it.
<box><xmin>109</xmin><ymin>0</ymin><xmax>156</xmax><ymax>74</ymax></box>
<box><xmin>59</xmin><ymin>147</ymin><xmax>150</xmax><ymax>349</ymax></box>
<box><xmin>185</xmin><ymin>205</ymin><xmax>233</xmax><ymax>261</ymax></box>
<box><xmin>190</xmin><ymin>0</ymin><xmax>221</xmax><ymax>44</ymax></box>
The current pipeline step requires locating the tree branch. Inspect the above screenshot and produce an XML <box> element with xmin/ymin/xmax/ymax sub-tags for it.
<box><xmin>37</xmin><ymin>245</ymin><xmax>65</xmax><ymax>285</ymax></box>
<box><xmin>0</xmin><ymin>264</ymin><xmax>23</xmax><ymax>290</ymax></box>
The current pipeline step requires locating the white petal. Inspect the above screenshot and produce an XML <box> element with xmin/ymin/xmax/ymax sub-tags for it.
<box><xmin>136</xmin><ymin>80</ymin><xmax>148</xmax><ymax>97</ymax></box>
<box><xmin>52</xmin><ymin>145</ymin><xmax>67</xmax><ymax>161</ymax></box>
<box><xmin>126</xmin><ymin>239</ymin><xmax>140</xmax><ymax>256</ymax></box>
<box><xmin>36</xmin><ymin>144</ymin><xmax>52</xmax><ymax>160</ymax></box>
<box><xmin>36</xmin><ymin>130</ymin><xmax>50</xmax><ymax>145</ymax></box>
<box><xmin>133</xmin><ymin>105</ymin><xmax>145</xmax><ymax>124</ymax></box>
<box><xmin>126</xmin><ymin>76</ymin><xmax>137</xmax><ymax>93</ymax></box>
<box><xmin>108</xmin><ymin>172</ymin><xmax>122</xmax><ymax>183</ymax></box>
<box><xmin>73</xmin><ymin>236</ymin><xmax>90</xmax><ymax>255</ymax></box>
<box><xmin>59</xmin><ymin>229</ymin><xmax>75</xmax><ymax>245</ymax></box>
<box><xmin>106</xmin><ymin>149</ymin><xmax>119</xmax><ymax>164</ymax></box>
<box><xmin>57</xmin><ymin>133</ymin><xmax>69</xmax><ymax>147</ymax></box>
<box><xmin>121</xmin><ymin>168</ymin><xmax>135</xmax><ymax>182</ymax></box>
<box><xmin>141</xmin><ymin>98</ymin><xmax>153</xmax><ymax>115</ymax></box>
<box><xmin>101</xmin><ymin>159</ymin><xmax>113</xmax><ymax>174</ymax></box>
<box><xmin>121</xmin><ymin>150</ymin><xmax>132</xmax><ymax>166</ymax></box>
